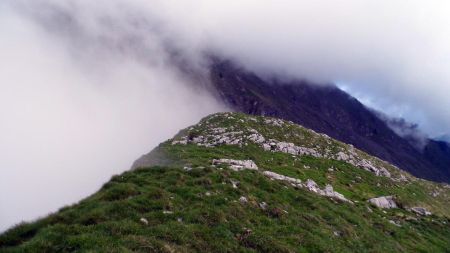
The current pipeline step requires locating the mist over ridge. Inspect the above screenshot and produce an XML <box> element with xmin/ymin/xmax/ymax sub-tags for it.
<box><xmin>1</xmin><ymin>0</ymin><xmax>450</xmax><ymax>232</ymax></box>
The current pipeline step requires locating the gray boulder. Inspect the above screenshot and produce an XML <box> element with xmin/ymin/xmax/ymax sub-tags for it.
<box><xmin>368</xmin><ymin>196</ymin><xmax>397</xmax><ymax>209</ymax></box>
<box><xmin>410</xmin><ymin>207</ymin><xmax>432</xmax><ymax>216</ymax></box>
<box><xmin>212</xmin><ymin>159</ymin><xmax>258</xmax><ymax>171</ymax></box>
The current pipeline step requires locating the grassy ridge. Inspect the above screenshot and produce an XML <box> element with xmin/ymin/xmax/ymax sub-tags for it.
<box><xmin>1</xmin><ymin>167</ymin><xmax>449</xmax><ymax>252</ymax></box>
<box><xmin>1</xmin><ymin>113</ymin><xmax>449</xmax><ymax>252</ymax></box>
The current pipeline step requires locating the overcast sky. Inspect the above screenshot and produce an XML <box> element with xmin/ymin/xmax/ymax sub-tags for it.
<box><xmin>1</xmin><ymin>0</ymin><xmax>450</xmax><ymax>232</ymax></box>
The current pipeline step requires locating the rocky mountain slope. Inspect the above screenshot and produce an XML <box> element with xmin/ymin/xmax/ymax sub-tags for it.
<box><xmin>1</xmin><ymin>113</ymin><xmax>449</xmax><ymax>252</ymax></box>
<box><xmin>208</xmin><ymin>59</ymin><xmax>450</xmax><ymax>183</ymax></box>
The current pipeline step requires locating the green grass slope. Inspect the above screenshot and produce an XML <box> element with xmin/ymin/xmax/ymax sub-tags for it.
<box><xmin>1</xmin><ymin>112</ymin><xmax>449</xmax><ymax>252</ymax></box>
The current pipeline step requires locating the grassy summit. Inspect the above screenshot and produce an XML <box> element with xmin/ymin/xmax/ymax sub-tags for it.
<box><xmin>1</xmin><ymin>112</ymin><xmax>449</xmax><ymax>252</ymax></box>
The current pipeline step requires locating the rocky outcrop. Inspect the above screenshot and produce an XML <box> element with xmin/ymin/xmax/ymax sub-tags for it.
<box><xmin>262</xmin><ymin>171</ymin><xmax>351</xmax><ymax>203</ymax></box>
<box><xmin>410</xmin><ymin>207</ymin><xmax>432</xmax><ymax>216</ymax></box>
<box><xmin>171</xmin><ymin>118</ymin><xmax>395</xmax><ymax>179</ymax></box>
<box><xmin>211</xmin><ymin>159</ymin><xmax>353</xmax><ymax>204</ymax></box>
<box><xmin>264</xmin><ymin>118</ymin><xmax>285</xmax><ymax>127</ymax></box>
<box><xmin>271</xmin><ymin>141</ymin><xmax>321</xmax><ymax>157</ymax></box>
<box><xmin>335</xmin><ymin>151</ymin><xmax>391</xmax><ymax>177</ymax></box>
<box><xmin>239</xmin><ymin>196</ymin><xmax>248</xmax><ymax>204</ymax></box>
<box><xmin>368</xmin><ymin>196</ymin><xmax>398</xmax><ymax>209</ymax></box>
<box><xmin>263</xmin><ymin>171</ymin><xmax>302</xmax><ymax>187</ymax></box>
<box><xmin>322</xmin><ymin>184</ymin><xmax>351</xmax><ymax>203</ymax></box>
<box><xmin>212</xmin><ymin>159</ymin><xmax>258</xmax><ymax>171</ymax></box>
<box><xmin>305</xmin><ymin>179</ymin><xmax>352</xmax><ymax>203</ymax></box>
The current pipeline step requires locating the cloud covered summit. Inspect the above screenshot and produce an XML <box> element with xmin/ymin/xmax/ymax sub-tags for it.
<box><xmin>1</xmin><ymin>0</ymin><xmax>450</xmax><ymax>231</ymax></box>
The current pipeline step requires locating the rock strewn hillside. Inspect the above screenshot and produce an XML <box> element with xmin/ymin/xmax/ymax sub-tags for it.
<box><xmin>152</xmin><ymin>112</ymin><xmax>450</xmax><ymax>217</ymax></box>
<box><xmin>1</xmin><ymin>113</ymin><xmax>449</xmax><ymax>252</ymax></box>
<box><xmin>208</xmin><ymin>59</ymin><xmax>450</xmax><ymax>183</ymax></box>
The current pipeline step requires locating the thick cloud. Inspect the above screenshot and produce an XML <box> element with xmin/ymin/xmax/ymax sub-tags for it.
<box><xmin>1</xmin><ymin>0</ymin><xmax>450</xmax><ymax>231</ymax></box>
<box><xmin>0</xmin><ymin>0</ymin><xmax>225</xmax><ymax>232</ymax></box>
<box><xmin>148</xmin><ymin>0</ymin><xmax>450</xmax><ymax>138</ymax></box>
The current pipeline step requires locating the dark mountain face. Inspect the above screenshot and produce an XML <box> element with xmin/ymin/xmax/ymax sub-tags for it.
<box><xmin>208</xmin><ymin>60</ymin><xmax>450</xmax><ymax>183</ymax></box>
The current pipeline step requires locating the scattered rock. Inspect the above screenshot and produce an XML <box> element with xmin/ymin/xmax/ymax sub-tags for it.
<box><xmin>410</xmin><ymin>207</ymin><xmax>432</xmax><ymax>216</ymax></box>
<box><xmin>377</xmin><ymin>168</ymin><xmax>391</xmax><ymax>178</ymax></box>
<box><xmin>336</xmin><ymin>152</ymin><xmax>350</xmax><ymax>161</ymax></box>
<box><xmin>173</xmin><ymin>113</ymin><xmax>397</xmax><ymax>181</ymax></box>
<box><xmin>393</xmin><ymin>174</ymin><xmax>409</xmax><ymax>182</ymax></box>
<box><xmin>248</xmin><ymin>133</ymin><xmax>265</xmax><ymax>144</ymax></box>
<box><xmin>211</xmin><ymin>127</ymin><xmax>226</xmax><ymax>134</ymax></box>
<box><xmin>140</xmin><ymin>217</ymin><xmax>148</xmax><ymax>225</ymax></box>
<box><xmin>212</xmin><ymin>159</ymin><xmax>258</xmax><ymax>171</ymax></box>
<box><xmin>335</xmin><ymin>151</ymin><xmax>391</xmax><ymax>178</ymax></box>
<box><xmin>230</xmin><ymin>179</ymin><xmax>240</xmax><ymax>189</ymax></box>
<box><xmin>262</xmin><ymin>171</ymin><xmax>302</xmax><ymax>187</ymax></box>
<box><xmin>213</xmin><ymin>161</ymin><xmax>352</xmax><ymax>204</ymax></box>
<box><xmin>239</xmin><ymin>196</ymin><xmax>248</xmax><ymax>204</ymax></box>
<box><xmin>431</xmin><ymin>191</ymin><xmax>440</xmax><ymax>197</ymax></box>
<box><xmin>368</xmin><ymin>196</ymin><xmax>398</xmax><ymax>209</ymax></box>
<box><xmin>259</xmin><ymin>202</ymin><xmax>268</xmax><ymax>210</ymax></box>
<box><xmin>272</xmin><ymin>141</ymin><xmax>321</xmax><ymax>157</ymax></box>
<box><xmin>304</xmin><ymin>179</ymin><xmax>352</xmax><ymax>203</ymax></box>
<box><xmin>355</xmin><ymin>159</ymin><xmax>391</xmax><ymax>178</ymax></box>
<box><xmin>389</xmin><ymin>220</ymin><xmax>401</xmax><ymax>227</ymax></box>
<box><xmin>264</xmin><ymin>118</ymin><xmax>284</xmax><ymax>127</ymax></box>
<box><xmin>262</xmin><ymin>143</ymin><xmax>272</xmax><ymax>151</ymax></box>
<box><xmin>305</xmin><ymin>179</ymin><xmax>321</xmax><ymax>193</ymax></box>
<box><xmin>172</xmin><ymin>139</ymin><xmax>188</xmax><ymax>145</ymax></box>
<box><xmin>323</xmin><ymin>184</ymin><xmax>351</xmax><ymax>203</ymax></box>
